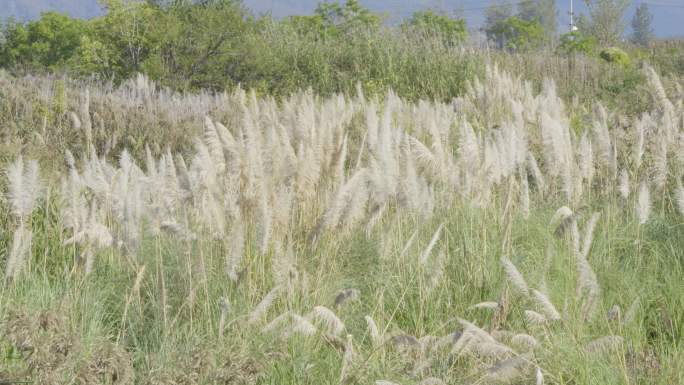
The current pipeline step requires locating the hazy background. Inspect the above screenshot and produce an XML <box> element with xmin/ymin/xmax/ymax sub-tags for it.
<box><xmin>2</xmin><ymin>0</ymin><xmax>683</xmax><ymax>37</ymax></box>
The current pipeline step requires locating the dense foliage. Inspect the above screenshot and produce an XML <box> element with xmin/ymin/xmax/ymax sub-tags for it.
<box><xmin>0</xmin><ymin>0</ymin><xmax>679</xmax><ymax>102</ymax></box>
<box><xmin>0</xmin><ymin>0</ymin><xmax>475</xmax><ymax>99</ymax></box>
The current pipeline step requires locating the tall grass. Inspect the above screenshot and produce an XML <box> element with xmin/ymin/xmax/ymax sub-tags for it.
<box><xmin>0</xmin><ymin>63</ymin><xmax>683</xmax><ymax>384</ymax></box>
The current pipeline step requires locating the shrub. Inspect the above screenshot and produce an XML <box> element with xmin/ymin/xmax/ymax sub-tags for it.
<box><xmin>402</xmin><ymin>10</ymin><xmax>467</xmax><ymax>47</ymax></box>
<box><xmin>487</xmin><ymin>16</ymin><xmax>546</xmax><ymax>52</ymax></box>
<box><xmin>599</xmin><ymin>47</ymin><xmax>631</xmax><ymax>66</ymax></box>
<box><xmin>557</xmin><ymin>31</ymin><xmax>597</xmax><ymax>55</ymax></box>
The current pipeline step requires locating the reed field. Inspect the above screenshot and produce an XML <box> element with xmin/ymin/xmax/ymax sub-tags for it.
<box><xmin>0</xmin><ymin>61</ymin><xmax>683</xmax><ymax>385</ymax></box>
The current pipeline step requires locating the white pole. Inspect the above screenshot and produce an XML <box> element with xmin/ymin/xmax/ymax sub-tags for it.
<box><xmin>570</xmin><ymin>0</ymin><xmax>577</xmax><ymax>32</ymax></box>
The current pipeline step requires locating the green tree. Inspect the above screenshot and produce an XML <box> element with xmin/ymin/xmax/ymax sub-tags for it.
<box><xmin>403</xmin><ymin>10</ymin><xmax>467</xmax><ymax>47</ymax></box>
<box><xmin>140</xmin><ymin>0</ymin><xmax>252</xmax><ymax>89</ymax></box>
<box><xmin>488</xmin><ymin>16</ymin><xmax>545</xmax><ymax>52</ymax></box>
<box><xmin>557</xmin><ymin>30</ymin><xmax>597</xmax><ymax>55</ymax></box>
<box><xmin>517</xmin><ymin>0</ymin><xmax>557</xmax><ymax>38</ymax></box>
<box><xmin>484</xmin><ymin>2</ymin><xmax>513</xmax><ymax>49</ymax></box>
<box><xmin>0</xmin><ymin>12</ymin><xmax>87</xmax><ymax>69</ymax></box>
<box><xmin>93</xmin><ymin>0</ymin><xmax>162</xmax><ymax>77</ymax></box>
<box><xmin>582</xmin><ymin>0</ymin><xmax>630</xmax><ymax>46</ymax></box>
<box><xmin>631</xmin><ymin>3</ymin><xmax>653</xmax><ymax>47</ymax></box>
<box><xmin>71</xmin><ymin>35</ymin><xmax>116</xmax><ymax>77</ymax></box>
<box><xmin>283</xmin><ymin>0</ymin><xmax>379</xmax><ymax>40</ymax></box>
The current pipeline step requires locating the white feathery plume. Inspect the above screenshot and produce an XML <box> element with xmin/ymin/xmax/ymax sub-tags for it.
<box><xmin>501</xmin><ymin>256</ymin><xmax>529</xmax><ymax>296</ymax></box>
<box><xmin>419</xmin><ymin>223</ymin><xmax>443</xmax><ymax>265</ymax></box>
<box><xmin>575</xmin><ymin>257</ymin><xmax>601</xmax><ymax>321</ymax></box>
<box><xmin>84</xmin><ymin>248</ymin><xmax>96</xmax><ymax>275</ymax></box>
<box><xmin>215</xmin><ymin>120</ymin><xmax>238</xmax><ymax>155</ymax></box>
<box><xmin>64</xmin><ymin>203</ymin><xmax>113</xmax><ymax>250</ymax></box>
<box><xmin>527</xmin><ymin>152</ymin><xmax>546</xmax><ymax>193</ymax></box>
<box><xmin>401</xmin><ymin>139</ymin><xmax>423</xmax><ymax>207</ymax></box>
<box><xmin>365</xmin><ymin>203</ymin><xmax>387</xmax><ymax>237</ymax></box>
<box><xmin>257</xmin><ymin>192</ymin><xmax>272</xmax><ymax>255</ymax></box>
<box><xmin>634</xmin><ymin>115</ymin><xmax>646</xmax><ymax>170</ymax></box>
<box><xmin>652</xmin><ymin>137</ymin><xmax>668</xmax><ymax>190</ymax></box>
<box><xmin>334</xmin><ymin>288</ymin><xmax>360</xmax><ymax>307</ymax></box>
<box><xmin>592</xmin><ymin>104</ymin><xmax>614</xmax><ymax>173</ymax></box>
<box><xmin>418</xmin><ymin>378</ymin><xmax>445</xmax><ymax>385</ymax></box>
<box><xmin>334</xmin><ymin>134</ymin><xmax>348</xmax><ymax>186</ymax></box>
<box><xmin>273</xmin><ymin>185</ymin><xmax>293</xmax><ymax>231</ymax></box>
<box><xmin>618</xmin><ymin>170</ymin><xmax>630</xmax><ymax>199</ymax></box>
<box><xmin>201</xmin><ymin>191</ymin><xmax>226</xmax><ymax>238</ymax></box>
<box><xmin>531</xmin><ymin>289</ymin><xmax>561</xmax><ymax>321</ymax></box>
<box><xmin>453</xmin><ymin>319</ymin><xmax>511</xmax><ymax>358</ymax></box>
<box><xmin>339</xmin><ymin>334</ymin><xmax>354</xmax><ymax>384</ymax></box>
<box><xmin>536</xmin><ymin>367</ymin><xmax>544</xmax><ymax>385</ymax></box>
<box><xmin>458</xmin><ymin>119</ymin><xmax>481</xmax><ymax>196</ymax></box>
<box><xmin>585</xmin><ymin>335</ymin><xmax>623</xmax><ymax>354</ymax></box>
<box><xmin>637</xmin><ymin>181</ymin><xmax>651</xmax><ymax>225</ymax></box>
<box><xmin>218</xmin><ymin>297</ymin><xmax>230</xmax><ymax>339</ymax></box>
<box><xmin>491</xmin><ymin>330</ymin><xmax>515</xmax><ymax>342</ymax></box>
<box><xmin>80</xmin><ymin>89</ymin><xmax>92</xmax><ymax>147</ymax></box>
<box><xmin>175</xmin><ymin>154</ymin><xmax>191</xmax><ymax>195</ymax></box>
<box><xmin>226</xmin><ymin>215</ymin><xmax>245</xmax><ymax>282</ymax></box>
<box><xmin>473</xmin><ymin>341</ymin><xmax>515</xmax><ymax>359</ymax></box>
<box><xmin>470</xmin><ymin>302</ymin><xmax>500</xmax><ymax>310</ymax></box>
<box><xmin>65</xmin><ymin>149</ymin><xmax>76</xmax><ymax>169</ymax></box>
<box><xmin>675</xmin><ymin>180</ymin><xmax>684</xmax><ymax>216</ymax></box>
<box><xmin>306</xmin><ymin>306</ymin><xmax>345</xmax><ymax>336</ymax></box>
<box><xmin>578</xmin><ymin>132</ymin><xmax>594</xmax><ymax>183</ymax></box>
<box><xmin>540</xmin><ymin>111</ymin><xmax>575</xmax><ymax>200</ymax></box>
<box><xmin>262</xmin><ymin>311</ymin><xmax>292</xmax><ymax>333</ymax></box>
<box><xmin>286</xmin><ymin>313</ymin><xmax>318</xmax><ymax>337</ymax></box>
<box><xmin>322</xmin><ymin>168</ymin><xmax>369</xmax><ymax>231</ymax></box>
<box><xmin>365</xmin><ymin>315</ymin><xmax>383</xmax><ymax>347</ymax></box>
<box><xmin>409</xmin><ymin>136</ymin><xmax>437</xmax><ymax>177</ymax></box>
<box><xmin>4</xmin><ymin>227</ymin><xmax>32</xmax><ymax>281</ymax></box>
<box><xmin>248</xmin><ymin>287</ymin><xmax>281</xmax><ymax>325</ymax></box>
<box><xmin>426</xmin><ymin>250</ymin><xmax>446</xmax><ymax>295</ymax></box>
<box><xmin>272</xmin><ymin>242</ymin><xmax>297</xmax><ymax>292</ymax></box>
<box><xmin>204</xmin><ymin>116</ymin><xmax>226</xmax><ymax>174</ymax></box>
<box><xmin>524</xmin><ymin>310</ymin><xmax>547</xmax><ymax>325</ymax></box>
<box><xmin>366</xmin><ymin>102</ymin><xmax>379</xmax><ymax>153</ymax></box>
<box><xmin>550</xmin><ymin>206</ymin><xmax>573</xmax><ymax>233</ymax></box>
<box><xmin>570</xmin><ymin>219</ymin><xmax>581</xmax><ymax>258</ymax></box>
<box><xmin>399</xmin><ymin>228</ymin><xmax>419</xmax><ymax>259</ymax></box>
<box><xmin>520</xmin><ymin>173</ymin><xmax>530</xmax><ymax>219</ymax></box>
<box><xmin>607</xmin><ymin>304</ymin><xmax>621</xmax><ymax>321</ymax></box>
<box><xmin>6</xmin><ymin>156</ymin><xmax>42</xmax><ymax>221</ymax></box>
<box><xmin>485</xmin><ymin>355</ymin><xmax>530</xmax><ymax>383</ymax></box>
<box><xmin>145</xmin><ymin>144</ymin><xmax>157</xmax><ymax>179</ymax></box>
<box><xmin>69</xmin><ymin>111</ymin><xmax>81</xmax><ymax>130</ymax></box>
<box><xmin>511</xmin><ymin>334</ymin><xmax>539</xmax><ymax>350</ymax></box>
<box><xmin>581</xmin><ymin>213</ymin><xmax>601</xmax><ymax>260</ymax></box>
<box><xmin>623</xmin><ymin>297</ymin><xmax>640</xmax><ymax>325</ymax></box>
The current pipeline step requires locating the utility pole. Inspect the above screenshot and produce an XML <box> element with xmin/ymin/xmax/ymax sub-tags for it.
<box><xmin>569</xmin><ymin>0</ymin><xmax>578</xmax><ymax>31</ymax></box>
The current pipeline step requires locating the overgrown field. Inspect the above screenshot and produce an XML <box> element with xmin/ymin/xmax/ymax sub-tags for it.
<box><xmin>0</xmin><ymin>64</ymin><xmax>683</xmax><ymax>384</ymax></box>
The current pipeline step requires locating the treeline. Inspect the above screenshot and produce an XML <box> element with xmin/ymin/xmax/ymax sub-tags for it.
<box><xmin>0</xmin><ymin>0</ymin><xmax>676</xmax><ymax>100</ymax></box>
<box><xmin>0</xmin><ymin>0</ymin><xmax>478</xmax><ymax>100</ymax></box>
